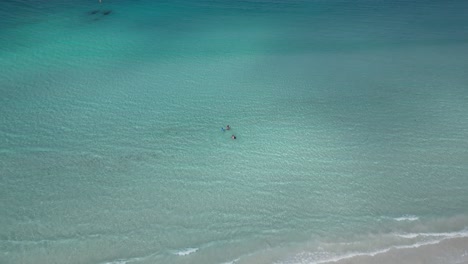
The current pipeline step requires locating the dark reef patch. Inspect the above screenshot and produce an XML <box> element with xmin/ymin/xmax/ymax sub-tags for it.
<box><xmin>87</xmin><ymin>9</ymin><xmax>113</xmax><ymax>17</ymax></box>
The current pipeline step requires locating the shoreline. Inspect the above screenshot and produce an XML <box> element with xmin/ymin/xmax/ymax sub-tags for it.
<box><xmin>322</xmin><ymin>236</ymin><xmax>468</xmax><ymax>264</ymax></box>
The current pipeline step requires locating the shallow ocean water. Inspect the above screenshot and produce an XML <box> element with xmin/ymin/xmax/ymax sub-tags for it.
<box><xmin>1</xmin><ymin>0</ymin><xmax>468</xmax><ymax>263</ymax></box>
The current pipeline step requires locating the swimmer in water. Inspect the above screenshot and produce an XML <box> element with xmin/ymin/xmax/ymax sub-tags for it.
<box><xmin>226</xmin><ymin>125</ymin><xmax>231</xmax><ymax>130</ymax></box>
<box><xmin>231</xmin><ymin>135</ymin><xmax>236</xmax><ymax>140</ymax></box>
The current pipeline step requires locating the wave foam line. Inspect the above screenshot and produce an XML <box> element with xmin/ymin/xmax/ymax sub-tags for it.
<box><xmin>100</xmin><ymin>256</ymin><xmax>144</xmax><ymax>264</ymax></box>
<box><xmin>393</xmin><ymin>215</ymin><xmax>419</xmax><ymax>221</ymax></box>
<box><xmin>99</xmin><ymin>250</ymin><xmax>161</xmax><ymax>264</ymax></box>
<box><xmin>396</xmin><ymin>230</ymin><xmax>468</xmax><ymax>239</ymax></box>
<box><xmin>220</xmin><ymin>258</ymin><xmax>240</xmax><ymax>264</ymax></box>
<box><xmin>314</xmin><ymin>230</ymin><xmax>468</xmax><ymax>264</ymax></box>
<box><xmin>173</xmin><ymin>247</ymin><xmax>198</xmax><ymax>256</ymax></box>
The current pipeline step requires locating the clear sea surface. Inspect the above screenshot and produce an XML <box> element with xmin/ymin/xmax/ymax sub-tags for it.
<box><xmin>1</xmin><ymin>0</ymin><xmax>468</xmax><ymax>263</ymax></box>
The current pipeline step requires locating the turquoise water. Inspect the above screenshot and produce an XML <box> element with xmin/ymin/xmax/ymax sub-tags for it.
<box><xmin>1</xmin><ymin>0</ymin><xmax>468</xmax><ymax>263</ymax></box>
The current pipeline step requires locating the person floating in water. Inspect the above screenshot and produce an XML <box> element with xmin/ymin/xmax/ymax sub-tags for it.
<box><xmin>231</xmin><ymin>135</ymin><xmax>236</xmax><ymax>140</ymax></box>
<box><xmin>226</xmin><ymin>125</ymin><xmax>231</xmax><ymax>130</ymax></box>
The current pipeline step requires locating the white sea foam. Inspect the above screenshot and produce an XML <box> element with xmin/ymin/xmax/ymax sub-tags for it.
<box><xmin>393</xmin><ymin>215</ymin><xmax>419</xmax><ymax>221</ymax></box>
<box><xmin>396</xmin><ymin>230</ymin><xmax>468</xmax><ymax>239</ymax></box>
<box><xmin>174</xmin><ymin>247</ymin><xmax>198</xmax><ymax>256</ymax></box>
<box><xmin>99</xmin><ymin>251</ymin><xmax>160</xmax><ymax>264</ymax></box>
<box><xmin>395</xmin><ymin>233</ymin><xmax>419</xmax><ymax>239</ymax></box>
<box><xmin>221</xmin><ymin>258</ymin><xmax>240</xmax><ymax>264</ymax></box>
<box><xmin>306</xmin><ymin>241</ymin><xmax>438</xmax><ymax>264</ymax></box>
<box><xmin>309</xmin><ymin>230</ymin><xmax>468</xmax><ymax>264</ymax></box>
<box><xmin>100</xmin><ymin>257</ymin><xmax>144</xmax><ymax>264</ymax></box>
